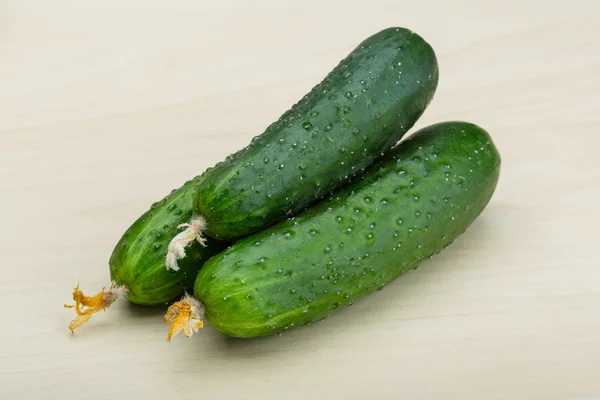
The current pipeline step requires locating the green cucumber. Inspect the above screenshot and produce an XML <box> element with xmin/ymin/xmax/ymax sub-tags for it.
<box><xmin>190</xmin><ymin>121</ymin><xmax>500</xmax><ymax>338</ymax></box>
<box><xmin>108</xmin><ymin>175</ymin><xmax>228</xmax><ymax>305</ymax></box>
<box><xmin>194</xmin><ymin>27</ymin><xmax>438</xmax><ymax>241</ymax></box>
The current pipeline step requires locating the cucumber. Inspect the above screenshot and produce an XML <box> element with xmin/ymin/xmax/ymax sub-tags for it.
<box><xmin>67</xmin><ymin>173</ymin><xmax>230</xmax><ymax>333</ymax></box>
<box><xmin>108</xmin><ymin>175</ymin><xmax>228</xmax><ymax>305</ymax></box>
<box><xmin>170</xmin><ymin>121</ymin><xmax>500</xmax><ymax>339</ymax></box>
<box><xmin>193</xmin><ymin>27</ymin><xmax>438</xmax><ymax>241</ymax></box>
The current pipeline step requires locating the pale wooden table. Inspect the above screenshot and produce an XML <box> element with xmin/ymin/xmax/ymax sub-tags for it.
<box><xmin>1</xmin><ymin>1</ymin><xmax>599</xmax><ymax>399</ymax></box>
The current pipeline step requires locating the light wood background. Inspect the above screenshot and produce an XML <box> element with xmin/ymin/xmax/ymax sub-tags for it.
<box><xmin>1</xmin><ymin>1</ymin><xmax>599</xmax><ymax>399</ymax></box>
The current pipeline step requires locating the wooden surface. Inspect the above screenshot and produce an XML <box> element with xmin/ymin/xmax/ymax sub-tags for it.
<box><xmin>1</xmin><ymin>1</ymin><xmax>599</xmax><ymax>399</ymax></box>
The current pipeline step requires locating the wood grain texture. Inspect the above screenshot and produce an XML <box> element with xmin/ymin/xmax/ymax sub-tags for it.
<box><xmin>1</xmin><ymin>1</ymin><xmax>599</xmax><ymax>399</ymax></box>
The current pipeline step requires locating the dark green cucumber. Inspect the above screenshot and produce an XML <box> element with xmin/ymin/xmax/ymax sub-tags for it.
<box><xmin>194</xmin><ymin>122</ymin><xmax>500</xmax><ymax>337</ymax></box>
<box><xmin>109</xmin><ymin>175</ymin><xmax>228</xmax><ymax>305</ymax></box>
<box><xmin>195</xmin><ymin>27</ymin><xmax>438</xmax><ymax>240</ymax></box>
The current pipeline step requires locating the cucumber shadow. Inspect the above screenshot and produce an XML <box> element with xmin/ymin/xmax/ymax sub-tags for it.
<box><xmin>185</xmin><ymin>211</ymin><xmax>500</xmax><ymax>362</ymax></box>
<box><xmin>124</xmin><ymin>301</ymin><xmax>169</xmax><ymax>317</ymax></box>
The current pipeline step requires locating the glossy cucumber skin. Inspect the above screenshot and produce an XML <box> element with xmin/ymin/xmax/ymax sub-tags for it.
<box><xmin>195</xmin><ymin>27</ymin><xmax>439</xmax><ymax>240</ymax></box>
<box><xmin>109</xmin><ymin>175</ymin><xmax>228</xmax><ymax>305</ymax></box>
<box><xmin>194</xmin><ymin>122</ymin><xmax>501</xmax><ymax>337</ymax></box>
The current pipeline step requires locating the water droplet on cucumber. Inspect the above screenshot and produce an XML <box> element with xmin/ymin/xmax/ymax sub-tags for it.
<box><xmin>302</xmin><ymin>121</ymin><xmax>313</xmax><ymax>130</ymax></box>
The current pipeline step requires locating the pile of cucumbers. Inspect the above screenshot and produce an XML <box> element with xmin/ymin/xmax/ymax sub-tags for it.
<box><xmin>66</xmin><ymin>27</ymin><xmax>500</xmax><ymax>340</ymax></box>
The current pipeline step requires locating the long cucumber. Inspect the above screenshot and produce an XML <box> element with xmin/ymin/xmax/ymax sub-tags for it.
<box><xmin>166</xmin><ymin>27</ymin><xmax>439</xmax><ymax>270</ymax></box>
<box><xmin>165</xmin><ymin>121</ymin><xmax>501</xmax><ymax>339</ymax></box>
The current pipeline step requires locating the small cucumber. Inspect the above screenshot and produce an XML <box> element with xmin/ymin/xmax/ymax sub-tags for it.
<box><xmin>193</xmin><ymin>27</ymin><xmax>438</xmax><ymax>241</ymax></box>
<box><xmin>108</xmin><ymin>175</ymin><xmax>228</xmax><ymax>305</ymax></box>
<box><xmin>169</xmin><ymin>122</ymin><xmax>500</xmax><ymax>339</ymax></box>
<box><xmin>67</xmin><ymin>174</ymin><xmax>229</xmax><ymax>333</ymax></box>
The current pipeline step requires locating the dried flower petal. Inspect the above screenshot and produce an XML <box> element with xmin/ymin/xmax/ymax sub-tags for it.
<box><xmin>64</xmin><ymin>282</ymin><xmax>127</xmax><ymax>333</ymax></box>
<box><xmin>166</xmin><ymin>216</ymin><xmax>207</xmax><ymax>271</ymax></box>
<box><xmin>164</xmin><ymin>293</ymin><xmax>204</xmax><ymax>341</ymax></box>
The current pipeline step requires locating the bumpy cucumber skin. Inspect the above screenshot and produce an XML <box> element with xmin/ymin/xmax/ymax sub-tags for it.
<box><xmin>109</xmin><ymin>175</ymin><xmax>228</xmax><ymax>305</ymax></box>
<box><xmin>194</xmin><ymin>122</ymin><xmax>501</xmax><ymax>338</ymax></box>
<box><xmin>195</xmin><ymin>27</ymin><xmax>439</xmax><ymax>240</ymax></box>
